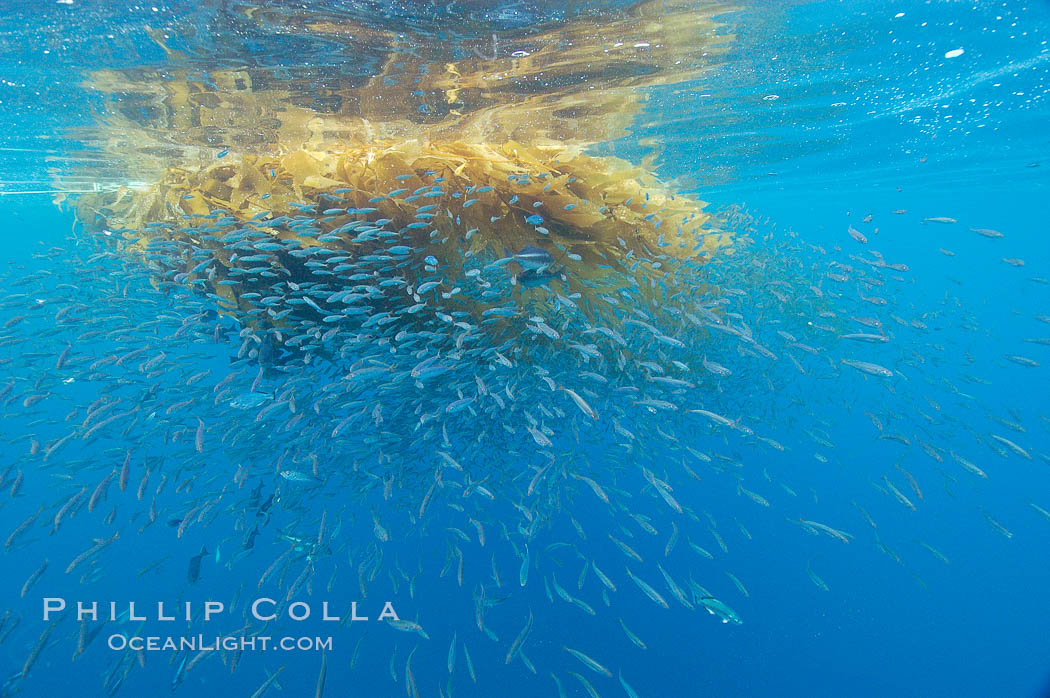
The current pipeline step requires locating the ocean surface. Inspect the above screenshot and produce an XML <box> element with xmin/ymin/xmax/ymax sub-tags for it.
<box><xmin>0</xmin><ymin>1</ymin><xmax>1048</xmax><ymax>697</ymax></box>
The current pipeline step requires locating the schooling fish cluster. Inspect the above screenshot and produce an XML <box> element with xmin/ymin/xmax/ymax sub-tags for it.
<box><xmin>0</xmin><ymin>182</ymin><xmax>1040</xmax><ymax>696</ymax></box>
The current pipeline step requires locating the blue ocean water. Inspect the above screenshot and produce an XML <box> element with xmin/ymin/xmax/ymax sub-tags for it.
<box><xmin>0</xmin><ymin>1</ymin><xmax>1049</xmax><ymax>697</ymax></box>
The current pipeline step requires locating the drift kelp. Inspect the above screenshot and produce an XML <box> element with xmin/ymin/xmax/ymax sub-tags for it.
<box><xmin>58</xmin><ymin>0</ymin><xmax>734</xmax><ymax>328</ymax></box>
<box><xmin>66</xmin><ymin>138</ymin><xmax>731</xmax><ymax>341</ymax></box>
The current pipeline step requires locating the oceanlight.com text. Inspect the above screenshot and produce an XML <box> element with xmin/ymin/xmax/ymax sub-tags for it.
<box><xmin>107</xmin><ymin>634</ymin><xmax>333</xmax><ymax>652</ymax></box>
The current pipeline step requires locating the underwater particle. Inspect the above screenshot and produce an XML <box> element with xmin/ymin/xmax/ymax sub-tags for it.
<box><xmin>944</xmin><ymin>48</ymin><xmax>964</xmax><ymax>59</ymax></box>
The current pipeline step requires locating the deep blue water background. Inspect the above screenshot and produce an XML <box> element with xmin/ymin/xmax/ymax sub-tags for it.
<box><xmin>1</xmin><ymin>1</ymin><xmax>1049</xmax><ymax>697</ymax></box>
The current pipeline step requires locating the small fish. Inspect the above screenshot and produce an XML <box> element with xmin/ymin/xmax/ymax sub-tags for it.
<box><xmin>230</xmin><ymin>392</ymin><xmax>271</xmax><ymax>409</ymax></box>
<box><xmin>990</xmin><ymin>434</ymin><xmax>1031</xmax><ymax>460</ymax></box>
<box><xmin>558</xmin><ymin>387</ymin><xmax>598</xmax><ymax>420</ymax></box>
<box><xmin>725</xmin><ymin>571</ymin><xmax>749</xmax><ymax>598</ymax></box>
<box><xmin>497</xmin><ymin>245</ymin><xmax>554</xmax><ymax>272</ymax></box>
<box><xmin>619</xmin><ymin>670</ymin><xmax>642</xmax><ymax>698</ymax></box>
<box><xmin>195</xmin><ymin>418</ymin><xmax>205</xmax><ymax>453</ymax></box>
<box><xmin>807</xmin><ymin>564</ymin><xmax>829</xmax><ymax>591</ymax></box>
<box><xmin>505</xmin><ymin>612</ymin><xmax>533</xmax><ymax>664</ymax></box>
<box><xmin>280</xmin><ymin>470</ymin><xmax>323</xmax><ymax>485</ymax></box>
<box><xmin>387</xmin><ymin>618</ymin><xmax>429</xmax><ymax>640</ymax></box>
<box><xmin>618</xmin><ymin>618</ymin><xmax>647</xmax><ymax>649</ymax></box>
<box><xmin>698</xmin><ymin>595</ymin><xmax>743</xmax><ymax>625</ymax></box>
<box><xmin>625</xmin><ymin>567</ymin><xmax>669</xmax><ymax>609</ymax></box>
<box><xmin>980</xmin><ymin>509</ymin><xmax>1013</xmax><ymax>539</ymax></box>
<box><xmin>570</xmin><ymin>671</ymin><xmax>602</xmax><ymax>698</ymax></box>
<box><xmin>563</xmin><ymin>646</ymin><xmax>612</xmax><ymax>678</ymax></box>
<box><xmin>248</xmin><ymin>666</ymin><xmax>285</xmax><ymax>698</ymax></box>
<box><xmin>188</xmin><ymin>546</ymin><xmax>208</xmax><ymax>583</ymax></box>
<box><xmin>315</xmin><ymin>649</ymin><xmax>327</xmax><ymax>698</ymax></box>
<box><xmin>1026</xmin><ymin>501</ymin><xmax>1050</xmax><ymax>523</ymax></box>
<box><xmin>918</xmin><ymin>541</ymin><xmax>950</xmax><ymax>565</ymax></box>
<box><xmin>971</xmin><ymin>227</ymin><xmax>1003</xmax><ymax>238</ymax></box>
<box><xmin>841</xmin><ymin>359</ymin><xmax>893</xmax><ymax>378</ymax></box>
<box><xmin>951</xmin><ymin>452</ymin><xmax>987</xmax><ymax>478</ymax></box>
<box><xmin>20</xmin><ymin>560</ymin><xmax>48</xmax><ymax>598</ymax></box>
<box><xmin>847</xmin><ymin>225</ymin><xmax>867</xmax><ymax>244</ymax></box>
